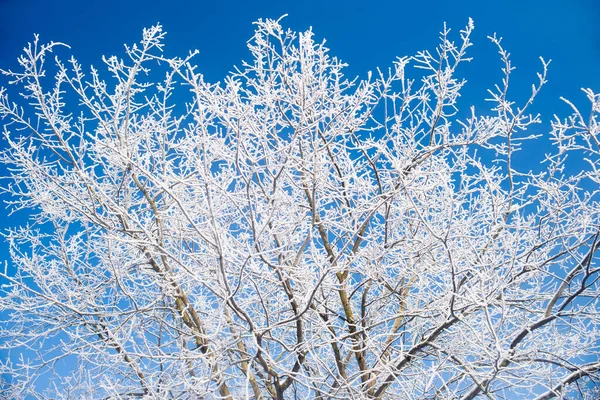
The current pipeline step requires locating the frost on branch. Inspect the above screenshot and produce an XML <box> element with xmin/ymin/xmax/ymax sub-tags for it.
<box><xmin>0</xmin><ymin>18</ymin><xmax>599</xmax><ymax>399</ymax></box>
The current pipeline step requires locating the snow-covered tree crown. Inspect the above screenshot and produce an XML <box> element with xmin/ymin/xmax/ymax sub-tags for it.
<box><xmin>1</xmin><ymin>17</ymin><xmax>599</xmax><ymax>399</ymax></box>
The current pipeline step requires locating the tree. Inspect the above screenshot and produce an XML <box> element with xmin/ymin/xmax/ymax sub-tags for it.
<box><xmin>0</xmin><ymin>16</ymin><xmax>599</xmax><ymax>399</ymax></box>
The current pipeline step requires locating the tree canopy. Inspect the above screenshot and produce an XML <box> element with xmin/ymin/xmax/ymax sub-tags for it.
<box><xmin>1</xmin><ymin>17</ymin><xmax>599</xmax><ymax>399</ymax></box>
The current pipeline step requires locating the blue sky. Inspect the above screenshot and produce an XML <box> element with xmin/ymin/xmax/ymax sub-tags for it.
<box><xmin>0</xmin><ymin>0</ymin><xmax>598</xmax><ymax>222</ymax></box>
<box><xmin>0</xmin><ymin>2</ymin><xmax>597</xmax><ymax>239</ymax></box>
<box><xmin>0</xmin><ymin>0</ymin><xmax>599</xmax><ymax>395</ymax></box>
<box><xmin>1</xmin><ymin>0</ymin><xmax>598</xmax><ymax>107</ymax></box>
<box><xmin>0</xmin><ymin>0</ymin><xmax>597</xmax><ymax>272</ymax></box>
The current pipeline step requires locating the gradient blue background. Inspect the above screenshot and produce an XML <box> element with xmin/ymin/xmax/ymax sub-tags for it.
<box><xmin>1</xmin><ymin>0</ymin><xmax>599</xmax><ymax>234</ymax></box>
<box><xmin>1</xmin><ymin>0</ymin><xmax>599</xmax><ymax>108</ymax></box>
<box><xmin>0</xmin><ymin>0</ymin><xmax>599</xmax><ymax>393</ymax></box>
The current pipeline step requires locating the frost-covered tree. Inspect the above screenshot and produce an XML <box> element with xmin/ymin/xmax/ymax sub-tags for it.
<box><xmin>1</xmin><ymin>17</ymin><xmax>599</xmax><ymax>399</ymax></box>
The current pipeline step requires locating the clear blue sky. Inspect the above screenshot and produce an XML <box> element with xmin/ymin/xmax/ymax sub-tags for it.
<box><xmin>0</xmin><ymin>0</ymin><xmax>598</xmax><ymax>256</ymax></box>
<box><xmin>0</xmin><ymin>0</ymin><xmax>598</xmax><ymax>203</ymax></box>
<box><xmin>1</xmin><ymin>0</ymin><xmax>598</xmax><ymax>108</ymax></box>
<box><xmin>0</xmin><ymin>0</ymin><xmax>599</xmax><ymax>394</ymax></box>
<box><xmin>0</xmin><ymin>1</ymin><xmax>598</xmax><ymax>240</ymax></box>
